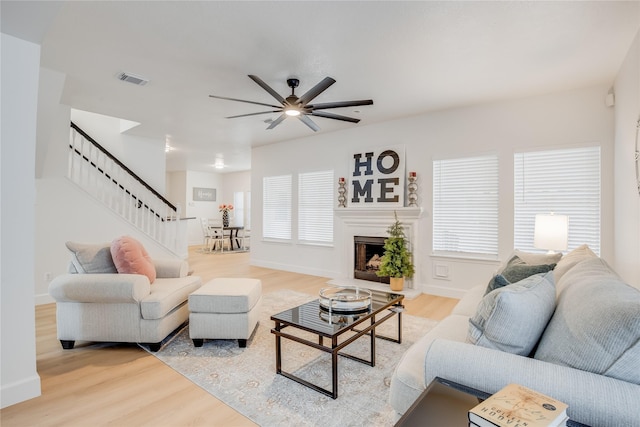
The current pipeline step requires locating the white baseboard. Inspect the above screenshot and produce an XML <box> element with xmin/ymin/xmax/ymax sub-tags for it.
<box><xmin>36</xmin><ymin>293</ymin><xmax>55</xmax><ymax>306</ymax></box>
<box><xmin>1</xmin><ymin>374</ymin><xmax>41</xmax><ymax>409</ymax></box>
<box><xmin>422</xmin><ymin>284</ymin><xmax>467</xmax><ymax>300</ymax></box>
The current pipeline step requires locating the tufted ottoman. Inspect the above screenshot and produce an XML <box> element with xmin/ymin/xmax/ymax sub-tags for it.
<box><xmin>188</xmin><ymin>278</ymin><xmax>262</xmax><ymax>348</ymax></box>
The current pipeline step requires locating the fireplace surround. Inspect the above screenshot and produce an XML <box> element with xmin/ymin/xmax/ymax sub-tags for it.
<box><xmin>335</xmin><ymin>207</ymin><xmax>423</xmax><ymax>290</ymax></box>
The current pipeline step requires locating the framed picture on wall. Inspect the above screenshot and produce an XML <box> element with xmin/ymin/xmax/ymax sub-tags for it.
<box><xmin>193</xmin><ymin>187</ymin><xmax>216</xmax><ymax>202</ymax></box>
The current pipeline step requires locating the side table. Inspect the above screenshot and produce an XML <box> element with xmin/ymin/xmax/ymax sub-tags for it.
<box><xmin>395</xmin><ymin>377</ymin><xmax>589</xmax><ymax>427</ymax></box>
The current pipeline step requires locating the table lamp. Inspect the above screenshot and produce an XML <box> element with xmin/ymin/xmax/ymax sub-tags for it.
<box><xmin>534</xmin><ymin>213</ymin><xmax>568</xmax><ymax>254</ymax></box>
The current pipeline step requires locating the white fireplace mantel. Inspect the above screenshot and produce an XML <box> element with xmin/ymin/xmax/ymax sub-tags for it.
<box><xmin>334</xmin><ymin>206</ymin><xmax>424</xmax><ymax>292</ymax></box>
<box><xmin>334</xmin><ymin>206</ymin><xmax>424</xmax><ymax>222</ymax></box>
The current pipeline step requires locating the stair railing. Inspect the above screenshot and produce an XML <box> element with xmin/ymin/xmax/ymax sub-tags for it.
<box><xmin>68</xmin><ymin>122</ymin><xmax>182</xmax><ymax>254</ymax></box>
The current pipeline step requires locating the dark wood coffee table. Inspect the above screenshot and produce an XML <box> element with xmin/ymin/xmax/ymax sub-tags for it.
<box><xmin>270</xmin><ymin>289</ymin><xmax>404</xmax><ymax>399</ymax></box>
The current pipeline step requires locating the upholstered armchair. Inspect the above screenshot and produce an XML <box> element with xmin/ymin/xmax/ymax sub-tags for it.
<box><xmin>49</xmin><ymin>238</ymin><xmax>202</xmax><ymax>351</ymax></box>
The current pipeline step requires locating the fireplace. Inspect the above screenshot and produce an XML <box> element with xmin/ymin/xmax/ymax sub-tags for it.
<box><xmin>354</xmin><ymin>236</ymin><xmax>390</xmax><ymax>284</ymax></box>
<box><xmin>334</xmin><ymin>207</ymin><xmax>422</xmax><ymax>291</ymax></box>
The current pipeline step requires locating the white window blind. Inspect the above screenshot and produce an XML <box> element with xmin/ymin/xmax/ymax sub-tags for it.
<box><xmin>514</xmin><ymin>146</ymin><xmax>600</xmax><ymax>255</ymax></box>
<box><xmin>263</xmin><ymin>175</ymin><xmax>291</xmax><ymax>240</ymax></box>
<box><xmin>298</xmin><ymin>170</ymin><xmax>334</xmax><ymax>245</ymax></box>
<box><xmin>433</xmin><ymin>155</ymin><xmax>499</xmax><ymax>256</ymax></box>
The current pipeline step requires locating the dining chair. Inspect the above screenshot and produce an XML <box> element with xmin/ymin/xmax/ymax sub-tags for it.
<box><xmin>200</xmin><ymin>218</ymin><xmax>215</xmax><ymax>252</ymax></box>
<box><xmin>208</xmin><ymin>219</ymin><xmax>230</xmax><ymax>252</ymax></box>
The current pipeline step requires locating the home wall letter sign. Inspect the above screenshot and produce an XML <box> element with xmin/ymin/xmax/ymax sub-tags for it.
<box><xmin>349</xmin><ymin>146</ymin><xmax>405</xmax><ymax>207</ymax></box>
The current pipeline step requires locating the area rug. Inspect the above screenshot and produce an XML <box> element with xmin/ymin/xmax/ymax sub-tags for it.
<box><xmin>145</xmin><ymin>290</ymin><xmax>436</xmax><ymax>427</ymax></box>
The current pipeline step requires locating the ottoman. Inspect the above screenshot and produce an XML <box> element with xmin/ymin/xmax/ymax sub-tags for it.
<box><xmin>188</xmin><ymin>278</ymin><xmax>262</xmax><ymax>348</ymax></box>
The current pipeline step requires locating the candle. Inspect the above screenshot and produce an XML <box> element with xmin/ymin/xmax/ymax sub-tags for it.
<box><xmin>409</xmin><ymin>171</ymin><xmax>417</xmax><ymax>178</ymax></box>
<box><xmin>339</xmin><ymin>177</ymin><xmax>345</xmax><ymax>183</ymax></box>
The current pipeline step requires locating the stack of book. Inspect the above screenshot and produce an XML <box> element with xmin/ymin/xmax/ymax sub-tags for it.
<box><xmin>468</xmin><ymin>383</ymin><xmax>569</xmax><ymax>427</ymax></box>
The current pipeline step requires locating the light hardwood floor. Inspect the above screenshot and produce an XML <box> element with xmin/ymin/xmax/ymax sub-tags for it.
<box><xmin>1</xmin><ymin>247</ymin><xmax>458</xmax><ymax>426</ymax></box>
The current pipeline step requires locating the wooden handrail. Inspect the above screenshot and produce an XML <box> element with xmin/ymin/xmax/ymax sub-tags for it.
<box><xmin>70</xmin><ymin>121</ymin><xmax>176</xmax><ymax>212</ymax></box>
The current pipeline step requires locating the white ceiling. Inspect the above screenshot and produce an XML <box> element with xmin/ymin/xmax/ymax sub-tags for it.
<box><xmin>3</xmin><ymin>1</ymin><xmax>639</xmax><ymax>173</ymax></box>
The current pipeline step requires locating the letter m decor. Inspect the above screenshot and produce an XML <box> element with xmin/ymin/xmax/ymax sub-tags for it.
<box><xmin>348</xmin><ymin>145</ymin><xmax>405</xmax><ymax>207</ymax></box>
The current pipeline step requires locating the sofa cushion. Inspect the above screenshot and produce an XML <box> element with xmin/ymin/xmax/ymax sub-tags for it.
<box><xmin>65</xmin><ymin>241</ymin><xmax>118</xmax><ymax>274</ymax></box>
<box><xmin>389</xmin><ymin>314</ymin><xmax>470</xmax><ymax>414</ymax></box>
<box><xmin>486</xmin><ymin>255</ymin><xmax>556</xmax><ymax>294</ymax></box>
<box><xmin>553</xmin><ymin>244</ymin><xmax>598</xmax><ymax>285</ymax></box>
<box><xmin>469</xmin><ymin>272</ymin><xmax>556</xmax><ymax>356</ymax></box>
<box><xmin>534</xmin><ymin>258</ymin><xmax>640</xmax><ymax>385</ymax></box>
<box><xmin>140</xmin><ymin>276</ymin><xmax>202</xmax><ymax>320</ymax></box>
<box><xmin>111</xmin><ymin>236</ymin><xmax>156</xmax><ymax>283</ymax></box>
<box><xmin>451</xmin><ymin>285</ymin><xmax>485</xmax><ymax>317</ymax></box>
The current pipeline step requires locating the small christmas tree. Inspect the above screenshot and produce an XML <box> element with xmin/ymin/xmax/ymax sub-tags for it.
<box><xmin>377</xmin><ymin>212</ymin><xmax>414</xmax><ymax>280</ymax></box>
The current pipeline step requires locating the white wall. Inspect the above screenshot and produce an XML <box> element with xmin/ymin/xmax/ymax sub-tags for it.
<box><xmin>251</xmin><ymin>85</ymin><xmax>615</xmax><ymax>297</ymax></box>
<box><xmin>70</xmin><ymin>109</ymin><xmax>166</xmax><ymax>193</ymax></box>
<box><xmin>613</xmin><ymin>30</ymin><xmax>640</xmax><ymax>287</ymax></box>
<box><xmin>1</xmin><ymin>33</ymin><xmax>42</xmax><ymax>408</ymax></box>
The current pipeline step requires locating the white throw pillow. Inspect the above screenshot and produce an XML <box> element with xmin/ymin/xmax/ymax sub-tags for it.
<box><xmin>468</xmin><ymin>272</ymin><xmax>556</xmax><ymax>356</ymax></box>
<box><xmin>65</xmin><ymin>241</ymin><xmax>117</xmax><ymax>274</ymax></box>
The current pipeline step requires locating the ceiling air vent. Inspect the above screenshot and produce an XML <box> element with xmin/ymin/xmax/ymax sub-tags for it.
<box><xmin>116</xmin><ymin>72</ymin><xmax>149</xmax><ymax>86</ymax></box>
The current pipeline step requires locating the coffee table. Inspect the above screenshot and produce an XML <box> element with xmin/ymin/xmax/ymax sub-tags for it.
<box><xmin>270</xmin><ymin>288</ymin><xmax>404</xmax><ymax>399</ymax></box>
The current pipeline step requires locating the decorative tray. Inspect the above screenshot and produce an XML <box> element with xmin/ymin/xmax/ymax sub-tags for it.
<box><xmin>319</xmin><ymin>287</ymin><xmax>372</xmax><ymax>314</ymax></box>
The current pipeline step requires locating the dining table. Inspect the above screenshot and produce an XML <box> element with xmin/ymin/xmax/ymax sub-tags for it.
<box><xmin>222</xmin><ymin>226</ymin><xmax>244</xmax><ymax>250</ymax></box>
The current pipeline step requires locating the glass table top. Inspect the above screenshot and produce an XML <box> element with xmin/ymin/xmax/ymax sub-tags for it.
<box><xmin>271</xmin><ymin>288</ymin><xmax>404</xmax><ymax>337</ymax></box>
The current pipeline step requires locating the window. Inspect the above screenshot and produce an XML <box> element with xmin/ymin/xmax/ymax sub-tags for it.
<box><xmin>263</xmin><ymin>175</ymin><xmax>291</xmax><ymax>240</ymax></box>
<box><xmin>433</xmin><ymin>154</ymin><xmax>499</xmax><ymax>257</ymax></box>
<box><xmin>514</xmin><ymin>146</ymin><xmax>600</xmax><ymax>254</ymax></box>
<box><xmin>233</xmin><ymin>192</ymin><xmax>244</xmax><ymax>227</ymax></box>
<box><xmin>298</xmin><ymin>170</ymin><xmax>334</xmax><ymax>245</ymax></box>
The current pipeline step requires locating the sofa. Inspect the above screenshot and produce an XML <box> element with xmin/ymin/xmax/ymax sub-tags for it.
<box><xmin>389</xmin><ymin>246</ymin><xmax>640</xmax><ymax>427</ymax></box>
<box><xmin>49</xmin><ymin>238</ymin><xmax>202</xmax><ymax>351</ymax></box>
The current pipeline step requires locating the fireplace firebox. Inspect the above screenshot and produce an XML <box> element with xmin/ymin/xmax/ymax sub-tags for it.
<box><xmin>354</xmin><ymin>236</ymin><xmax>390</xmax><ymax>284</ymax></box>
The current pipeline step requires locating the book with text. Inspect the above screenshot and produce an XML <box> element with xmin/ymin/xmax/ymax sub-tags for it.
<box><xmin>468</xmin><ymin>383</ymin><xmax>568</xmax><ymax>427</ymax></box>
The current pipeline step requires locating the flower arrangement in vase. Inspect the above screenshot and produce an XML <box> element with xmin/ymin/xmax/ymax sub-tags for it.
<box><xmin>376</xmin><ymin>211</ymin><xmax>414</xmax><ymax>291</ymax></box>
<box><xmin>219</xmin><ymin>204</ymin><xmax>234</xmax><ymax>227</ymax></box>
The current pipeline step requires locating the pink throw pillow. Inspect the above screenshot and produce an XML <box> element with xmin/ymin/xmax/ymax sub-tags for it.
<box><xmin>110</xmin><ymin>236</ymin><xmax>156</xmax><ymax>283</ymax></box>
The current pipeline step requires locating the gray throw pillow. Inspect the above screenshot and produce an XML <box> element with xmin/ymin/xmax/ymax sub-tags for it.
<box><xmin>485</xmin><ymin>256</ymin><xmax>556</xmax><ymax>294</ymax></box>
<box><xmin>469</xmin><ymin>272</ymin><xmax>556</xmax><ymax>356</ymax></box>
<box><xmin>534</xmin><ymin>258</ymin><xmax>640</xmax><ymax>385</ymax></box>
<box><xmin>65</xmin><ymin>241</ymin><xmax>117</xmax><ymax>274</ymax></box>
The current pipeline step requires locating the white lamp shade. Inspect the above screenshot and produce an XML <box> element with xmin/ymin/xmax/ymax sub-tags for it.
<box><xmin>534</xmin><ymin>214</ymin><xmax>568</xmax><ymax>252</ymax></box>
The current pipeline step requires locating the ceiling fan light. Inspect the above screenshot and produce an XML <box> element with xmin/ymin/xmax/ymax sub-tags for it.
<box><xmin>285</xmin><ymin>108</ymin><xmax>301</xmax><ymax>117</ymax></box>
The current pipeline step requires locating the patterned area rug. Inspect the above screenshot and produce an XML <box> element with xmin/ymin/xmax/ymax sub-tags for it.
<box><xmin>145</xmin><ymin>290</ymin><xmax>436</xmax><ymax>426</ymax></box>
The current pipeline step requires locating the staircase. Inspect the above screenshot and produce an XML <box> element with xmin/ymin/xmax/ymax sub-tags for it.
<box><xmin>68</xmin><ymin>122</ymin><xmax>183</xmax><ymax>255</ymax></box>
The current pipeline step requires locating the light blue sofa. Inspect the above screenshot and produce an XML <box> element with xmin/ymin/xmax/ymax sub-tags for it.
<box><xmin>389</xmin><ymin>246</ymin><xmax>640</xmax><ymax>427</ymax></box>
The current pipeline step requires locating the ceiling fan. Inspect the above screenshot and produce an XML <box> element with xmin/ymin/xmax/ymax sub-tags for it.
<box><xmin>209</xmin><ymin>75</ymin><xmax>373</xmax><ymax>132</ymax></box>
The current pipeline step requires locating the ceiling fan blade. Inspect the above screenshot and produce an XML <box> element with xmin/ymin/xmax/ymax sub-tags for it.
<box><xmin>248</xmin><ymin>75</ymin><xmax>286</xmax><ymax>104</ymax></box>
<box><xmin>310</xmin><ymin>111</ymin><xmax>360</xmax><ymax>123</ymax></box>
<box><xmin>209</xmin><ymin>95</ymin><xmax>281</xmax><ymax>109</ymax></box>
<box><xmin>226</xmin><ymin>110</ymin><xmax>282</xmax><ymax>119</ymax></box>
<box><xmin>298</xmin><ymin>115</ymin><xmax>320</xmax><ymax>132</ymax></box>
<box><xmin>266</xmin><ymin>114</ymin><xmax>286</xmax><ymax>130</ymax></box>
<box><xmin>297</xmin><ymin>77</ymin><xmax>336</xmax><ymax>106</ymax></box>
<box><xmin>306</xmin><ymin>99</ymin><xmax>374</xmax><ymax>110</ymax></box>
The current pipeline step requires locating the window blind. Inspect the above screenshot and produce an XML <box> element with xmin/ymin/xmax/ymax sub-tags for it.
<box><xmin>263</xmin><ymin>175</ymin><xmax>291</xmax><ymax>240</ymax></box>
<box><xmin>433</xmin><ymin>155</ymin><xmax>499</xmax><ymax>256</ymax></box>
<box><xmin>514</xmin><ymin>146</ymin><xmax>600</xmax><ymax>255</ymax></box>
<box><xmin>298</xmin><ymin>170</ymin><xmax>334</xmax><ymax>244</ymax></box>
